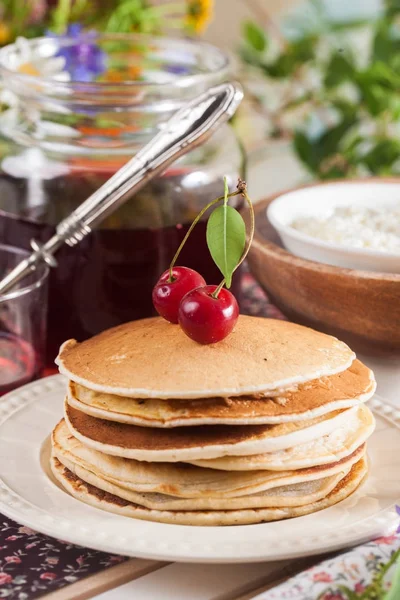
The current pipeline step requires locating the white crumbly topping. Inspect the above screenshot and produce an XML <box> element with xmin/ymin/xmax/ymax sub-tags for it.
<box><xmin>291</xmin><ymin>205</ymin><xmax>400</xmax><ymax>254</ymax></box>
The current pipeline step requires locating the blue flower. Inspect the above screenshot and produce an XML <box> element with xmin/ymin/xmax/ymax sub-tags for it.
<box><xmin>396</xmin><ymin>505</ymin><xmax>400</xmax><ymax>533</ymax></box>
<box><xmin>47</xmin><ymin>24</ymin><xmax>107</xmax><ymax>82</ymax></box>
<box><xmin>165</xmin><ymin>64</ymin><xmax>191</xmax><ymax>76</ymax></box>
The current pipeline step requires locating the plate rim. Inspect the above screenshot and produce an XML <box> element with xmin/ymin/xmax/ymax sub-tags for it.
<box><xmin>0</xmin><ymin>374</ymin><xmax>398</xmax><ymax>564</ymax></box>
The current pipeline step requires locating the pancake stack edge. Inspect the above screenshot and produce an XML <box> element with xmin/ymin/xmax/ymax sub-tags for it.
<box><xmin>50</xmin><ymin>316</ymin><xmax>376</xmax><ymax>526</ymax></box>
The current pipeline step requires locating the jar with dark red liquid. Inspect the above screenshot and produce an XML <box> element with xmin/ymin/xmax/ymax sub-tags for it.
<box><xmin>0</xmin><ymin>35</ymin><xmax>244</xmax><ymax>364</ymax></box>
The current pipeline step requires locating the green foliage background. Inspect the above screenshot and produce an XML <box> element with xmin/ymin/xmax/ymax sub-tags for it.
<box><xmin>0</xmin><ymin>0</ymin><xmax>196</xmax><ymax>43</ymax></box>
<box><xmin>240</xmin><ymin>0</ymin><xmax>400</xmax><ymax>180</ymax></box>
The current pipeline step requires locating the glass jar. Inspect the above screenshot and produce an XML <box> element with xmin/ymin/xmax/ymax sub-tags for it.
<box><xmin>0</xmin><ymin>243</ymin><xmax>48</xmax><ymax>393</ymax></box>
<box><xmin>0</xmin><ymin>34</ymin><xmax>244</xmax><ymax>364</ymax></box>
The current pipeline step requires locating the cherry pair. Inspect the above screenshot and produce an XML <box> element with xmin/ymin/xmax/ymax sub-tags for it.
<box><xmin>152</xmin><ymin>266</ymin><xmax>239</xmax><ymax>344</ymax></box>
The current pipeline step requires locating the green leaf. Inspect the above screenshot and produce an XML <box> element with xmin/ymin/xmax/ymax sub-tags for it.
<box><xmin>291</xmin><ymin>35</ymin><xmax>318</xmax><ymax>60</ymax></box>
<box><xmin>342</xmin><ymin>134</ymin><xmax>366</xmax><ymax>157</ymax></box>
<box><xmin>50</xmin><ymin>0</ymin><xmax>73</xmax><ymax>33</ymax></box>
<box><xmin>337</xmin><ymin>585</ymin><xmax>359</xmax><ymax>600</ymax></box>
<box><xmin>391</xmin><ymin>97</ymin><xmax>400</xmax><ymax>120</ymax></box>
<box><xmin>324</xmin><ymin>53</ymin><xmax>354</xmax><ymax>88</ymax></box>
<box><xmin>372</xmin><ymin>23</ymin><xmax>400</xmax><ymax>70</ymax></box>
<box><xmin>328</xmin><ymin>18</ymin><xmax>370</xmax><ymax>30</ymax></box>
<box><xmin>384</xmin><ymin>0</ymin><xmax>400</xmax><ymax>19</ymax></box>
<box><xmin>293</xmin><ymin>115</ymin><xmax>357</xmax><ymax>178</ymax></box>
<box><xmin>354</xmin><ymin>63</ymin><xmax>399</xmax><ymax>115</ymax></box>
<box><xmin>243</xmin><ymin>21</ymin><xmax>267</xmax><ymax>52</ymax></box>
<box><xmin>390</xmin><ymin>52</ymin><xmax>400</xmax><ymax>74</ymax></box>
<box><xmin>206</xmin><ymin>205</ymin><xmax>246</xmax><ymax>288</ymax></box>
<box><xmin>293</xmin><ymin>131</ymin><xmax>318</xmax><ymax>173</ymax></box>
<box><xmin>364</xmin><ymin>62</ymin><xmax>400</xmax><ymax>89</ymax></box>
<box><xmin>383</xmin><ymin>553</ymin><xmax>400</xmax><ymax>599</ymax></box>
<box><xmin>359</xmin><ymin>82</ymin><xmax>391</xmax><ymax>115</ymax></box>
<box><xmin>373</xmin><ymin>21</ymin><xmax>393</xmax><ymax>61</ymax></box>
<box><xmin>332</xmin><ymin>99</ymin><xmax>358</xmax><ymax>119</ymax></box>
<box><xmin>239</xmin><ymin>46</ymin><xmax>263</xmax><ymax>67</ymax></box>
<box><xmin>318</xmin><ymin>118</ymin><xmax>355</xmax><ymax>159</ymax></box>
<box><xmin>361</xmin><ymin>139</ymin><xmax>400</xmax><ymax>173</ymax></box>
<box><xmin>283</xmin><ymin>92</ymin><xmax>314</xmax><ymax>110</ymax></box>
<box><xmin>106</xmin><ymin>0</ymin><xmax>159</xmax><ymax>34</ymax></box>
<box><xmin>263</xmin><ymin>55</ymin><xmax>295</xmax><ymax>78</ymax></box>
<box><xmin>318</xmin><ymin>165</ymin><xmax>349</xmax><ymax>180</ymax></box>
<box><xmin>263</xmin><ymin>35</ymin><xmax>316</xmax><ymax>78</ymax></box>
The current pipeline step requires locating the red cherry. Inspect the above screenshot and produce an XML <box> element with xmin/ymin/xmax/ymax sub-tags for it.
<box><xmin>152</xmin><ymin>267</ymin><xmax>206</xmax><ymax>324</ymax></box>
<box><xmin>178</xmin><ymin>285</ymin><xmax>239</xmax><ymax>344</ymax></box>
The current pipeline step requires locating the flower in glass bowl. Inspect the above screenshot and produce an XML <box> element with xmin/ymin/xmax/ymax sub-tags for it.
<box><xmin>50</xmin><ymin>24</ymin><xmax>107</xmax><ymax>82</ymax></box>
<box><xmin>14</xmin><ymin>36</ymin><xmax>68</xmax><ymax>80</ymax></box>
<box><xmin>0</xmin><ymin>33</ymin><xmax>69</xmax><ymax>115</ymax></box>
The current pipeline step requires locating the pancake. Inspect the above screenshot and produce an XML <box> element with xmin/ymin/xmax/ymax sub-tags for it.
<box><xmin>64</xmin><ymin>402</ymin><xmax>359</xmax><ymax>462</ymax></box>
<box><xmin>52</xmin><ymin>419</ymin><xmax>365</xmax><ymax>499</ymax></box>
<box><xmin>54</xmin><ymin>449</ymin><xmax>356</xmax><ymax>509</ymax></box>
<box><xmin>56</xmin><ymin>316</ymin><xmax>355</xmax><ymax>399</ymax></box>
<box><xmin>191</xmin><ymin>404</ymin><xmax>375</xmax><ymax>471</ymax></box>
<box><xmin>51</xmin><ymin>455</ymin><xmax>368</xmax><ymax>526</ymax></box>
<box><xmin>67</xmin><ymin>360</ymin><xmax>375</xmax><ymax>427</ymax></box>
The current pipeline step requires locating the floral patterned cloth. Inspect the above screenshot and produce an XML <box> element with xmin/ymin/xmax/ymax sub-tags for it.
<box><xmin>0</xmin><ymin>521</ymin><xmax>125</xmax><ymax>599</ymax></box>
<box><xmin>240</xmin><ymin>270</ymin><xmax>285</xmax><ymax>321</ymax></box>
<box><xmin>256</xmin><ymin>535</ymin><xmax>400</xmax><ymax>599</ymax></box>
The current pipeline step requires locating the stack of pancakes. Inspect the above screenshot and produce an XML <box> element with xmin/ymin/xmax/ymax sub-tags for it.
<box><xmin>51</xmin><ymin>316</ymin><xmax>376</xmax><ymax>526</ymax></box>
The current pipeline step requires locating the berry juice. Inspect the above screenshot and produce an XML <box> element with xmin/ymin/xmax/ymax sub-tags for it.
<box><xmin>0</xmin><ymin>167</ymin><xmax>243</xmax><ymax>365</ymax></box>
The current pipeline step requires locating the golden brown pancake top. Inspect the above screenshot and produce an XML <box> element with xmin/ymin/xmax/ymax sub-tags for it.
<box><xmin>56</xmin><ymin>316</ymin><xmax>355</xmax><ymax>399</ymax></box>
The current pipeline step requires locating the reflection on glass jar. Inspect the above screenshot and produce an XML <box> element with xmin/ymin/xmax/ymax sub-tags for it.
<box><xmin>0</xmin><ymin>34</ymin><xmax>245</xmax><ymax>365</ymax></box>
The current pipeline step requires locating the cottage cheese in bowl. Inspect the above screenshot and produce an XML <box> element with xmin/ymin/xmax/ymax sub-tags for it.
<box><xmin>267</xmin><ymin>181</ymin><xmax>400</xmax><ymax>273</ymax></box>
<box><xmin>291</xmin><ymin>205</ymin><xmax>400</xmax><ymax>254</ymax></box>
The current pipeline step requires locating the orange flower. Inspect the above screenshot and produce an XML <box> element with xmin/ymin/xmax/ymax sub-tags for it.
<box><xmin>0</xmin><ymin>22</ymin><xmax>10</xmax><ymax>46</ymax></box>
<box><xmin>186</xmin><ymin>0</ymin><xmax>214</xmax><ymax>33</ymax></box>
<box><xmin>128</xmin><ymin>65</ymin><xmax>142</xmax><ymax>79</ymax></box>
<box><xmin>77</xmin><ymin>124</ymin><xmax>138</xmax><ymax>137</ymax></box>
<box><xmin>103</xmin><ymin>69</ymin><xmax>124</xmax><ymax>83</ymax></box>
<box><xmin>102</xmin><ymin>65</ymin><xmax>142</xmax><ymax>83</ymax></box>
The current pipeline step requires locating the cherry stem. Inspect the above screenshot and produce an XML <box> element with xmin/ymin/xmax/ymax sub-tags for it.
<box><xmin>168</xmin><ymin>189</ymin><xmax>242</xmax><ymax>282</ymax></box>
<box><xmin>212</xmin><ymin>183</ymin><xmax>255</xmax><ymax>299</ymax></box>
<box><xmin>211</xmin><ymin>279</ymin><xmax>226</xmax><ymax>299</ymax></box>
<box><xmin>236</xmin><ymin>189</ymin><xmax>255</xmax><ymax>270</ymax></box>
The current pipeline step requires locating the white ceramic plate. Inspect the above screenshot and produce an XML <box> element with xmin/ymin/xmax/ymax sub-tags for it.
<box><xmin>0</xmin><ymin>375</ymin><xmax>399</xmax><ymax>564</ymax></box>
<box><xmin>267</xmin><ymin>181</ymin><xmax>400</xmax><ymax>273</ymax></box>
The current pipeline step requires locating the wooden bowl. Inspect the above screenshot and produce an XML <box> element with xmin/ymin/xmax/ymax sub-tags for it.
<box><xmin>244</xmin><ymin>182</ymin><xmax>400</xmax><ymax>355</ymax></box>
